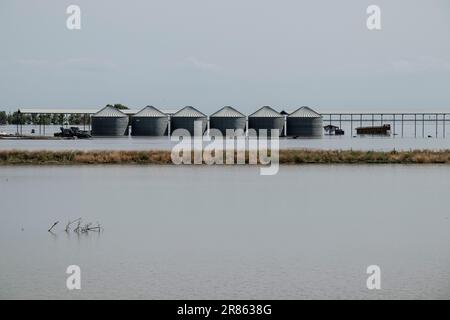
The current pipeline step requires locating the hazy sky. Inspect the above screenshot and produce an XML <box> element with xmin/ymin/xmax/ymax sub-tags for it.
<box><xmin>1</xmin><ymin>0</ymin><xmax>449</xmax><ymax>113</ymax></box>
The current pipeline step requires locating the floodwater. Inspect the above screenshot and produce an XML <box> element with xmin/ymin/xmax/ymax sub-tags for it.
<box><xmin>0</xmin><ymin>165</ymin><xmax>449</xmax><ymax>299</ymax></box>
<box><xmin>2</xmin><ymin>124</ymin><xmax>450</xmax><ymax>151</ymax></box>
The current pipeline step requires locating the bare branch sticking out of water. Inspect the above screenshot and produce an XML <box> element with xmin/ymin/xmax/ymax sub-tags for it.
<box><xmin>80</xmin><ymin>221</ymin><xmax>103</xmax><ymax>233</ymax></box>
<box><xmin>48</xmin><ymin>221</ymin><xmax>59</xmax><ymax>232</ymax></box>
<box><xmin>86</xmin><ymin>224</ymin><xmax>102</xmax><ymax>232</ymax></box>
<box><xmin>74</xmin><ymin>221</ymin><xmax>81</xmax><ymax>233</ymax></box>
<box><xmin>65</xmin><ymin>218</ymin><xmax>81</xmax><ymax>232</ymax></box>
<box><xmin>50</xmin><ymin>218</ymin><xmax>102</xmax><ymax>234</ymax></box>
<box><xmin>80</xmin><ymin>223</ymin><xmax>92</xmax><ymax>233</ymax></box>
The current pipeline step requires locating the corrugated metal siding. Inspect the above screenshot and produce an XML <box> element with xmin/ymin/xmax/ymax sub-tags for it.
<box><xmin>209</xmin><ymin>106</ymin><xmax>246</xmax><ymax>135</ymax></box>
<box><xmin>286</xmin><ymin>106</ymin><xmax>322</xmax><ymax>137</ymax></box>
<box><xmin>91</xmin><ymin>117</ymin><xmax>129</xmax><ymax>136</ymax></box>
<box><xmin>210</xmin><ymin>106</ymin><xmax>245</xmax><ymax>118</ymax></box>
<box><xmin>131</xmin><ymin>117</ymin><xmax>168</xmax><ymax>136</ymax></box>
<box><xmin>171</xmin><ymin>118</ymin><xmax>207</xmax><ymax>136</ymax></box>
<box><xmin>172</xmin><ymin>106</ymin><xmax>206</xmax><ymax>118</ymax></box>
<box><xmin>131</xmin><ymin>106</ymin><xmax>168</xmax><ymax>136</ymax></box>
<box><xmin>93</xmin><ymin>106</ymin><xmax>127</xmax><ymax>118</ymax></box>
<box><xmin>289</xmin><ymin>106</ymin><xmax>321</xmax><ymax>118</ymax></box>
<box><xmin>91</xmin><ymin>106</ymin><xmax>129</xmax><ymax>136</ymax></box>
<box><xmin>287</xmin><ymin>117</ymin><xmax>323</xmax><ymax>137</ymax></box>
<box><xmin>19</xmin><ymin>108</ymin><xmax>100</xmax><ymax>115</ymax></box>
<box><xmin>249</xmin><ymin>106</ymin><xmax>282</xmax><ymax>118</ymax></box>
<box><xmin>248</xmin><ymin>117</ymin><xmax>284</xmax><ymax>136</ymax></box>
<box><xmin>209</xmin><ymin>118</ymin><xmax>246</xmax><ymax>136</ymax></box>
<box><xmin>133</xmin><ymin>106</ymin><xmax>166</xmax><ymax>117</ymax></box>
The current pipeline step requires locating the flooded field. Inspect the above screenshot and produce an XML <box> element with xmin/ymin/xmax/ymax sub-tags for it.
<box><xmin>0</xmin><ymin>165</ymin><xmax>449</xmax><ymax>299</ymax></box>
<box><xmin>2</xmin><ymin>124</ymin><xmax>450</xmax><ymax>151</ymax></box>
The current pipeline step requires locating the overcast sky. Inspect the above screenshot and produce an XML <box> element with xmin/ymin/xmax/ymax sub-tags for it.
<box><xmin>0</xmin><ymin>0</ymin><xmax>449</xmax><ymax>113</ymax></box>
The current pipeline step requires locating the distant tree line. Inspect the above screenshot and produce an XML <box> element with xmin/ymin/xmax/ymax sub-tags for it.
<box><xmin>107</xmin><ymin>103</ymin><xmax>129</xmax><ymax>110</ymax></box>
<box><xmin>0</xmin><ymin>111</ymin><xmax>6</xmax><ymax>125</ymax></box>
<box><xmin>0</xmin><ymin>111</ymin><xmax>91</xmax><ymax>125</ymax></box>
<box><xmin>0</xmin><ymin>104</ymin><xmax>128</xmax><ymax>125</ymax></box>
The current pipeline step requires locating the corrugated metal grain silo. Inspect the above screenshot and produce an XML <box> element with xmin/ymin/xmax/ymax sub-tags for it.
<box><xmin>248</xmin><ymin>106</ymin><xmax>284</xmax><ymax>136</ymax></box>
<box><xmin>131</xmin><ymin>106</ymin><xmax>168</xmax><ymax>136</ymax></box>
<box><xmin>209</xmin><ymin>106</ymin><xmax>246</xmax><ymax>136</ymax></box>
<box><xmin>91</xmin><ymin>106</ymin><xmax>129</xmax><ymax>136</ymax></box>
<box><xmin>287</xmin><ymin>106</ymin><xmax>323</xmax><ymax>137</ymax></box>
<box><xmin>170</xmin><ymin>106</ymin><xmax>207</xmax><ymax>136</ymax></box>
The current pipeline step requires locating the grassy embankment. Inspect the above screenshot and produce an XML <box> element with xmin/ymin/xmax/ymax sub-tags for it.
<box><xmin>1</xmin><ymin>150</ymin><xmax>450</xmax><ymax>165</ymax></box>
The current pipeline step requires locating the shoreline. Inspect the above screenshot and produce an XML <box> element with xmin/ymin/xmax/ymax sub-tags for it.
<box><xmin>1</xmin><ymin>149</ymin><xmax>450</xmax><ymax>165</ymax></box>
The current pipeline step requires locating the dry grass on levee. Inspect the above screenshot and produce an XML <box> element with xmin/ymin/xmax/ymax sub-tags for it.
<box><xmin>0</xmin><ymin>149</ymin><xmax>450</xmax><ymax>165</ymax></box>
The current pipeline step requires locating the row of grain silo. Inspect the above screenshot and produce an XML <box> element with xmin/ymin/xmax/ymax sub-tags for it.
<box><xmin>90</xmin><ymin>105</ymin><xmax>323</xmax><ymax>137</ymax></box>
<box><xmin>171</xmin><ymin>106</ymin><xmax>207</xmax><ymax>135</ymax></box>
<box><xmin>91</xmin><ymin>106</ymin><xmax>129</xmax><ymax>136</ymax></box>
<box><xmin>131</xmin><ymin>106</ymin><xmax>168</xmax><ymax>136</ymax></box>
<box><xmin>210</xmin><ymin>106</ymin><xmax>246</xmax><ymax>136</ymax></box>
<box><xmin>248</xmin><ymin>106</ymin><xmax>285</xmax><ymax>136</ymax></box>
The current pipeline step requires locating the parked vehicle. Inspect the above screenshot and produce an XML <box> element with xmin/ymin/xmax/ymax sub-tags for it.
<box><xmin>54</xmin><ymin>127</ymin><xmax>91</xmax><ymax>139</ymax></box>
<box><xmin>324</xmin><ymin>125</ymin><xmax>345</xmax><ymax>136</ymax></box>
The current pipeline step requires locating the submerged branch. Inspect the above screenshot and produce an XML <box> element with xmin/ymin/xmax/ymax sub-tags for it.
<box><xmin>48</xmin><ymin>221</ymin><xmax>59</xmax><ymax>232</ymax></box>
<box><xmin>65</xmin><ymin>218</ymin><xmax>82</xmax><ymax>232</ymax></box>
<box><xmin>51</xmin><ymin>218</ymin><xmax>103</xmax><ymax>235</ymax></box>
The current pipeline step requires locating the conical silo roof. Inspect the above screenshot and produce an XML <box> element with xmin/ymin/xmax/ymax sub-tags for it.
<box><xmin>210</xmin><ymin>106</ymin><xmax>245</xmax><ymax>118</ymax></box>
<box><xmin>172</xmin><ymin>106</ymin><xmax>206</xmax><ymax>118</ymax></box>
<box><xmin>249</xmin><ymin>106</ymin><xmax>282</xmax><ymax>118</ymax></box>
<box><xmin>133</xmin><ymin>106</ymin><xmax>166</xmax><ymax>117</ymax></box>
<box><xmin>288</xmin><ymin>106</ymin><xmax>321</xmax><ymax>118</ymax></box>
<box><xmin>93</xmin><ymin>106</ymin><xmax>127</xmax><ymax>117</ymax></box>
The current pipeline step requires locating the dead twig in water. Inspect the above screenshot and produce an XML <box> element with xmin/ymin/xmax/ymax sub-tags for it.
<box><xmin>85</xmin><ymin>226</ymin><xmax>102</xmax><ymax>232</ymax></box>
<box><xmin>48</xmin><ymin>221</ymin><xmax>59</xmax><ymax>232</ymax></box>
<box><xmin>80</xmin><ymin>223</ymin><xmax>92</xmax><ymax>233</ymax></box>
<box><xmin>65</xmin><ymin>218</ymin><xmax>81</xmax><ymax>232</ymax></box>
<box><xmin>51</xmin><ymin>218</ymin><xmax>103</xmax><ymax>234</ymax></box>
<box><xmin>74</xmin><ymin>221</ymin><xmax>81</xmax><ymax>233</ymax></box>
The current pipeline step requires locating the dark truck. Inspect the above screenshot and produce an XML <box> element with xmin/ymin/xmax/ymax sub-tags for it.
<box><xmin>54</xmin><ymin>127</ymin><xmax>92</xmax><ymax>139</ymax></box>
